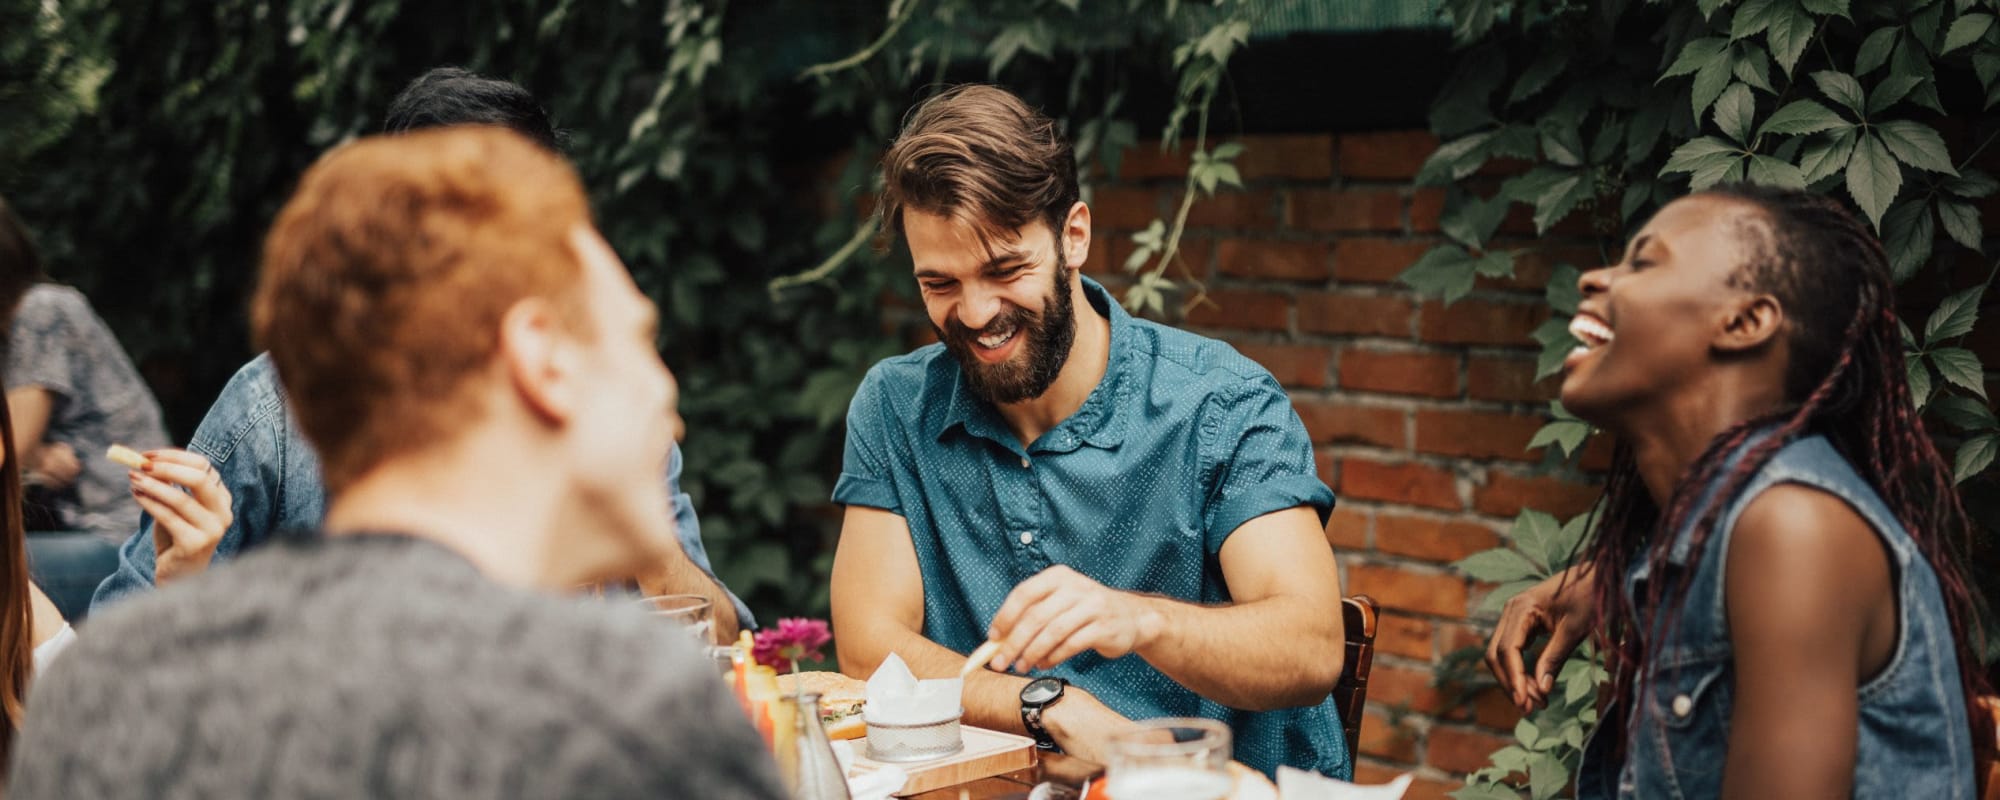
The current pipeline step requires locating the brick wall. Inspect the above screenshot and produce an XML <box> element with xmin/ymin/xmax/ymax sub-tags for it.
<box><xmin>1081</xmin><ymin>130</ymin><xmax>1610</xmax><ymax>797</ymax></box>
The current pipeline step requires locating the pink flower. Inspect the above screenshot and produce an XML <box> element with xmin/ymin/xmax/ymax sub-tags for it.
<box><xmin>752</xmin><ymin>618</ymin><xmax>832</xmax><ymax>672</ymax></box>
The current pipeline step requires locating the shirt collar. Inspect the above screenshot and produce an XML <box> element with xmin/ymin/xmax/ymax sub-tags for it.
<box><xmin>932</xmin><ymin>276</ymin><xmax>1133</xmax><ymax>452</ymax></box>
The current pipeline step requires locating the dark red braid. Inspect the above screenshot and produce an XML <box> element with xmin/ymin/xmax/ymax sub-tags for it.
<box><xmin>1579</xmin><ymin>185</ymin><xmax>1994</xmax><ymax>775</ymax></box>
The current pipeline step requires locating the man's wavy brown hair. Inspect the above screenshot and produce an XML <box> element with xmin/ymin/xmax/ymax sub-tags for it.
<box><xmin>879</xmin><ymin>84</ymin><xmax>1078</xmax><ymax>253</ymax></box>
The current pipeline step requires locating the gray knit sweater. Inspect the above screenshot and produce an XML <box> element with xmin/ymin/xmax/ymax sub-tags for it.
<box><xmin>9</xmin><ymin>534</ymin><xmax>788</xmax><ymax>799</ymax></box>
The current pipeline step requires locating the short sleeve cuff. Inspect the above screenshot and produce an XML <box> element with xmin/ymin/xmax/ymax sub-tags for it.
<box><xmin>832</xmin><ymin>473</ymin><xmax>902</xmax><ymax>515</ymax></box>
<box><xmin>1206</xmin><ymin>475</ymin><xmax>1336</xmax><ymax>554</ymax></box>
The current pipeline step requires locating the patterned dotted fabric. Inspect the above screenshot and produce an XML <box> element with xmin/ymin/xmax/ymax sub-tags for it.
<box><xmin>834</xmin><ymin>277</ymin><xmax>1348</xmax><ymax>778</ymax></box>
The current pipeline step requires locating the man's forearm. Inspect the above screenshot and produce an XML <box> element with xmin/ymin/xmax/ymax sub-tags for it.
<box><xmin>1133</xmin><ymin>593</ymin><xmax>1343</xmax><ymax>711</ymax></box>
<box><xmin>636</xmin><ymin>554</ymin><xmax>740</xmax><ymax>644</ymax></box>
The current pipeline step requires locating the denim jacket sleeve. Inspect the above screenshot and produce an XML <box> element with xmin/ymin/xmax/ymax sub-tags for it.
<box><xmin>89</xmin><ymin>354</ymin><xmax>322</xmax><ymax>613</ymax></box>
<box><xmin>669</xmin><ymin>442</ymin><xmax>755</xmax><ymax>629</ymax></box>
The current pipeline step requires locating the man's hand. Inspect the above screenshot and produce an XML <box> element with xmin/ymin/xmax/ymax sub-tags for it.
<box><xmin>25</xmin><ymin>441</ymin><xmax>80</xmax><ymax>489</ymax></box>
<box><xmin>1040</xmin><ymin>685</ymin><xmax>1139</xmax><ymax>765</ymax></box>
<box><xmin>1485</xmin><ymin>566</ymin><xmax>1596</xmax><ymax>711</ymax></box>
<box><xmin>987</xmin><ymin>565</ymin><xmax>1163</xmax><ymax>673</ymax></box>
<box><xmin>129</xmin><ymin>449</ymin><xmax>233</xmax><ymax>585</ymax></box>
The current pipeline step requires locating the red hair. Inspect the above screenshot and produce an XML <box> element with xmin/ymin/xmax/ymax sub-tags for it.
<box><xmin>253</xmin><ymin>127</ymin><xmax>593</xmax><ymax>491</ymax></box>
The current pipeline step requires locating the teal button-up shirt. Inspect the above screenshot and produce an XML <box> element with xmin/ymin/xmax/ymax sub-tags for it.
<box><xmin>833</xmin><ymin>277</ymin><xmax>1348</xmax><ymax>778</ymax></box>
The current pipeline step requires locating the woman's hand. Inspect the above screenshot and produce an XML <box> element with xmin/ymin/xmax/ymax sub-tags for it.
<box><xmin>1485</xmin><ymin>566</ymin><xmax>1597</xmax><ymax>711</ymax></box>
<box><xmin>128</xmin><ymin>449</ymin><xmax>233</xmax><ymax>585</ymax></box>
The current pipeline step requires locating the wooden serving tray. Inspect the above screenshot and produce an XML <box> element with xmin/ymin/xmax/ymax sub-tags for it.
<box><xmin>848</xmin><ymin>725</ymin><xmax>1038</xmax><ymax>796</ymax></box>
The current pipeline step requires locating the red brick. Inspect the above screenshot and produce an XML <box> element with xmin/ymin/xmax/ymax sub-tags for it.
<box><xmin>1474</xmin><ymin>471</ymin><xmax>1603</xmax><ymax>518</ymax></box>
<box><xmin>1415</xmin><ymin>409</ymin><xmax>1548</xmax><ymax>463</ymax></box>
<box><xmin>1153</xmin><ymin>237</ymin><xmax>1214</xmax><ymax>278</ymax></box>
<box><xmin>1469</xmin><ymin>685</ymin><xmax>1525</xmax><ymax>730</ymax></box>
<box><xmin>1426</xmin><ymin>725</ymin><xmax>1516</xmax><ymax>774</ymax></box>
<box><xmin>1354</xmin><ymin>762</ymin><xmax>1462</xmax><ymax>800</ymax></box>
<box><xmin>1182</xmin><ymin>288</ymin><xmax>1289</xmax><ymax>332</ymax></box>
<box><xmin>1295</xmin><ymin>401</ymin><xmax>1405</xmax><ymax>449</ymax></box>
<box><xmin>1358</xmin><ymin>709</ymin><xmax>1419</xmax><ymax>763</ymax></box>
<box><xmin>1579</xmin><ymin>434</ymin><xmax>1617</xmax><ymax>472</ymax></box>
<box><xmin>1375</xmin><ymin>513</ymin><xmax>1503</xmax><ymax>563</ymax></box>
<box><xmin>1334</xmin><ymin>238</ymin><xmax>1433</xmax><ymax>284</ymax></box>
<box><xmin>1216</xmin><ymin>239</ymin><xmax>1332</xmax><ymax>281</ymax></box>
<box><xmin>1340</xmin><ymin>348</ymin><xmax>1459</xmax><ymax>398</ymax></box>
<box><xmin>1235</xmin><ymin>342</ymin><xmax>1332</xmax><ymax>389</ymax></box>
<box><xmin>1316</xmin><ymin>449</ymin><xmax>1338</xmax><ymax>488</ymax></box>
<box><xmin>1083</xmin><ymin>228</ymin><xmax>1122</xmax><ymax>276</ymax></box>
<box><xmin>1418</xmin><ymin>299</ymin><xmax>1550</xmax><ymax>347</ymax></box>
<box><xmin>1327</xmin><ymin>505</ymin><xmax>1370</xmax><ymax>551</ymax></box>
<box><xmin>1090</xmin><ymin>186</ymin><xmax>1163</xmax><ymax>229</ymax></box>
<box><xmin>1114</xmin><ymin>141</ymin><xmax>1189</xmax><ymax>179</ymax></box>
<box><xmin>1185</xmin><ymin>188</ymin><xmax>1282</xmax><ymax>230</ymax></box>
<box><xmin>1467</xmin><ymin>355</ymin><xmax>1554</xmax><ymax>403</ymax></box>
<box><xmin>1410</xmin><ymin>188</ymin><xmax>1446</xmax><ymax>233</ymax></box>
<box><xmin>1349</xmin><ymin>561</ymin><xmax>1469</xmax><ymax>618</ymax></box>
<box><xmin>1443</xmin><ymin>622</ymin><xmax>1490</xmax><ymax>654</ymax></box>
<box><xmin>1340</xmin><ymin>458</ymin><xmax>1461</xmax><ymax>510</ymax></box>
<box><xmin>1294</xmin><ymin>189</ymin><xmax>1403</xmax><ymax>232</ymax></box>
<box><xmin>1236</xmin><ymin>133</ymin><xmax>1337</xmax><ymax>181</ymax></box>
<box><xmin>1370</xmin><ymin>663</ymin><xmax>1447</xmax><ymax>714</ymax></box>
<box><xmin>1299</xmin><ymin>292</ymin><xmax>1415</xmax><ymax>337</ymax></box>
<box><xmin>1375</xmin><ymin>612</ymin><xmax>1435</xmax><ymax>660</ymax></box>
<box><xmin>1339</xmin><ymin>130</ymin><xmax>1442</xmax><ymax>180</ymax></box>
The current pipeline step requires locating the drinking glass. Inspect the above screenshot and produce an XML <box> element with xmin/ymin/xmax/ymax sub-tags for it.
<box><xmin>1102</xmin><ymin>717</ymin><xmax>1234</xmax><ymax>800</ymax></box>
<box><xmin>636</xmin><ymin>593</ymin><xmax>714</xmax><ymax>645</ymax></box>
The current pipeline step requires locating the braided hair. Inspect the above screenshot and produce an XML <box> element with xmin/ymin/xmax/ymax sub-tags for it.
<box><xmin>1578</xmin><ymin>184</ymin><xmax>1993</xmax><ymax>768</ymax></box>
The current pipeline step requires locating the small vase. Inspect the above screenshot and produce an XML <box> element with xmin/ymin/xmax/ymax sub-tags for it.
<box><xmin>782</xmin><ymin>692</ymin><xmax>852</xmax><ymax>800</ymax></box>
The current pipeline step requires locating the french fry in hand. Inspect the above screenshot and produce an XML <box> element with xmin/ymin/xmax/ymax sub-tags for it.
<box><xmin>105</xmin><ymin>444</ymin><xmax>149</xmax><ymax>470</ymax></box>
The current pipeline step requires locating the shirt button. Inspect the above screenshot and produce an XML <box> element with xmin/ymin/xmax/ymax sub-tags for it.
<box><xmin>1670</xmin><ymin>694</ymin><xmax>1693</xmax><ymax>718</ymax></box>
<box><xmin>1020</xmin><ymin>456</ymin><xmax>1031</xmax><ymax>468</ymax></box>
<box><xmin>1019</xmin><ymin>531</ymin><xmax>1035</xmax><ymax>545</ymax></box>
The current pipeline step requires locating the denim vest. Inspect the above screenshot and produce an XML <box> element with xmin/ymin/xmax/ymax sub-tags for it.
<box><xmin>1578</xmin><ymin>434</ymin><xmax>1974</xmax><ymax>799</ymax></box>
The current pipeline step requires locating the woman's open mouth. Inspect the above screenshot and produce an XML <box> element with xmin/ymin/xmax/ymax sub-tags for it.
<box><xmin>1564</xmin><ymin>313</ymin><xmax>1614</xmax><ymax>369</ymax></box>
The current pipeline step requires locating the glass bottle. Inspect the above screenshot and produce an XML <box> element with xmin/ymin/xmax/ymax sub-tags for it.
<box><xmin>781</xmin><ymin>692</ymin><xmax>852</xmax><ymax>800</ymax></box>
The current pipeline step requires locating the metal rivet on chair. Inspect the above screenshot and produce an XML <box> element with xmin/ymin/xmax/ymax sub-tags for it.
<box><xmin>1671</xmin><ymin>694</ymin><xmax>1693</xmax><ymax>718</ymax></box>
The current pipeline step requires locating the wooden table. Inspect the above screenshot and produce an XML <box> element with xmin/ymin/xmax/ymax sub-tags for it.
<box><xmin>908</xmin><ymin>751</ymin><xmax>1103</xmax><ymax>799</ymax></box>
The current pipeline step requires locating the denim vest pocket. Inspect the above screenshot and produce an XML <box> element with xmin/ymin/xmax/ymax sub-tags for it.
<box><xmin>1636</xmin><ymin>658</ymin><xmax>1730</xmax><ymax>800</ymax></box>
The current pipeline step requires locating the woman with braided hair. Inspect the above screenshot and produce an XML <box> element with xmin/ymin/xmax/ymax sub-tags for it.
<box><xmin>1484</xmin><ymin>185</ymin><xmax>1990</xmax><ymax>798</ymax></box>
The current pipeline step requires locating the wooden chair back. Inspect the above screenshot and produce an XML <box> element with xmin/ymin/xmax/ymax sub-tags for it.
<box><xmin>1334</xmin><ymin>595</ymin><xmax>1380</xmax><ymax>749</ymax></box>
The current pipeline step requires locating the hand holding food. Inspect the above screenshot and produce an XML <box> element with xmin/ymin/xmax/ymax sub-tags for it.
<box><xmin>24</xmin><ymin>441</ymin><xmax>82</xmax><ymax>489</ymax></box>
<box><xmin>986</xmin><ymin>565</ymin><xmax>1157</xmax><ymax>673</ymax></box>
<box><xmin>120</xmin><ymin>447</ymin><xmax>234</xmax><ymax>586</ymax></box>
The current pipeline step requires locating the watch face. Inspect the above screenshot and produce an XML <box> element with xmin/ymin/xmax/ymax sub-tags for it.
<box><xmin>1022</xmin><ymin>677</ymin><xmax>1064</xmax><ymax>705</ymax></box>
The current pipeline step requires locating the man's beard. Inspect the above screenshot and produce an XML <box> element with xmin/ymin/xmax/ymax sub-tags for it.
<box><xmin>936</xmin><ymin>263</ymin><xmax>1077</xmax><ymax>405</ymax></box>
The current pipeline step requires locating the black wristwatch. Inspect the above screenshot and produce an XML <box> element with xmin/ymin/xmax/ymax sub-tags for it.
<box><xmin>1019</xmin><ymin>676</ymin><xmax>1069</xmax><ymax>751</ymax></box>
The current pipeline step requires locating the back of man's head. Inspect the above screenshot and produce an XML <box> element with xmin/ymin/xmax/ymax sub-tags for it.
<box><xmin>382</xmin><ymin>67</ymin><xmax>561</xmax><ymax>151</ymax></box>
<box><xmin>253</xmin><ymin>127</ymin><xmax>591</xmax><ymax>492</ymax></box>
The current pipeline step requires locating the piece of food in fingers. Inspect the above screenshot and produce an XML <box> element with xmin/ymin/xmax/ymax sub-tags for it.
<box><xmin>775</xmin><ymin>671</ymin><xmax>867</xmax><ymax>740</ymax></box>
<box><xmin>106</xmin><ymin>444</ymin><xmax>150</xmax><ymax>471</ymax></box>
<box><xmin>962</xmin><ymin>639</ymin><xmax>1003</xmax><ymax>679</ymax></box>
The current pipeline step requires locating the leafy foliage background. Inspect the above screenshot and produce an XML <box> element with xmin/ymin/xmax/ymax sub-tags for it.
<box><xmin>1414</xmin><ymin>0</ymin><xmax>2000</xmax><ymax>796</ymax></box>
<box><xmin>1</xmin><ymin>0</ymin><xmax>1261</xmax><ymax>620</ymax></box>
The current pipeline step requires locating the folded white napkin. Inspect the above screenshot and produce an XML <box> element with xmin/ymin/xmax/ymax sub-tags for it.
<box><xmin>864</xmin><ymin>652</ymin><xmax>963</xmax><ymax>724</ymax></box>
<box><xmin>1275</xmin><ymin>767</ymin><xmax>1413</xmax><ymax>799</ymax></box>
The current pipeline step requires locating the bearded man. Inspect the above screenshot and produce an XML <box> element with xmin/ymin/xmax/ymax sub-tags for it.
<box><xmin>827</xmin><ymin>84</ymin><xmax>1351</xmax><ymax>779</ymax></box>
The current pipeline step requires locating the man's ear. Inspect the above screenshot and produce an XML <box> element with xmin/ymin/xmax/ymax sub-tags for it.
<box><xmin>1062</xmin><ymin>201</ymin><xmax>1091</xmax><ymax>272</ymax></box>
<box><xmin>1714</xmin><ymin>293</ymin><xmax>1785</xmax><ymax>354</ymax></box>
<box><xmin>500</xmin><ymin>298</ymin><xmax>577</xmax><ymax>425</ymax></box>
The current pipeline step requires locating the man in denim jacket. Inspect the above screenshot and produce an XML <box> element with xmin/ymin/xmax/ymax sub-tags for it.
<box><xmin>88</xmin><ymin>69</ymin><xmax>753</xmax><ymax>632</ymax></box>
